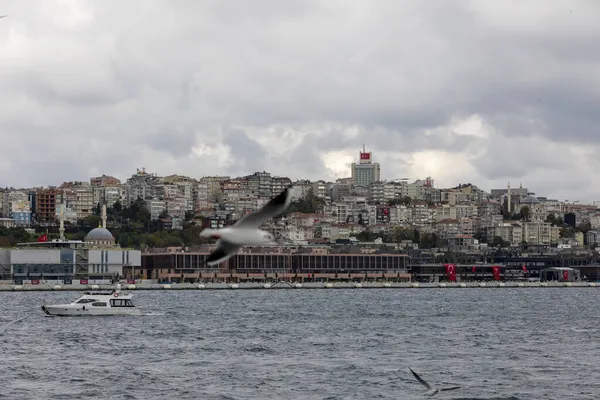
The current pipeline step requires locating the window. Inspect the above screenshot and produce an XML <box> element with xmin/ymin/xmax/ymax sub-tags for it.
<box><xmin>109</xmin><ymin>299</ymin><xmax>134</xmax><ymax>307</ymax></box>
<box><xmin>76</xmin><ymin>299</ymin><xmax>97</xmax><ymax>304</ymax></box>
<box><xmin>91</xmin><ymin>302</ymin><xmax>107</xmax><ymax>307</ymax></box>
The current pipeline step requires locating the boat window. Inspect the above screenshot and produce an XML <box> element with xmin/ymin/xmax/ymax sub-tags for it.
<box><xmin>76</xmin><ymin>299</ymin><xmax>97</xmax><ymax>304</ymax></box>
<box><xmin>110</xmin><ymin>299</ymin><xmax>135</xmax><ymax>307</ymax></box>
<box><xmin>91</xmin><ymin>302</ymin><xmax>107</xmax><ymax>307</ymax></box>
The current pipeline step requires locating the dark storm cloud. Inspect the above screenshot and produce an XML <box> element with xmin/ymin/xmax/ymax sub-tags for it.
<box><xmin>1</xmin><ymin>0</ymin><xmax>600</xmax><ymax>201</ymax></box>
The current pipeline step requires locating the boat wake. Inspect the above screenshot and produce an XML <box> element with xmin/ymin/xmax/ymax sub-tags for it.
<box><xmin>0</xmin><ymin>315</ymin><xmax>29</xmax><ymax>335</ymax></box>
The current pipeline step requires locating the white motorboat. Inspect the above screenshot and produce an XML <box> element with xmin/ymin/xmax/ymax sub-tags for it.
<box><xmin>41</xmin><ymin>284</ymin><xmax>142</xmax><ymax>316</ymax></box>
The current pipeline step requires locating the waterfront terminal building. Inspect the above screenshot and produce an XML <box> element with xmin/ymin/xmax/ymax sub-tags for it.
<box><xmin>134</xmin><ymin>249</ymin><xmax>411</xmax><ymax>283</ymax></box>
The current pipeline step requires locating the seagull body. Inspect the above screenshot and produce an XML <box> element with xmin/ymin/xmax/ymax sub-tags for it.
<box><xmin>409</xmin><ymin>368</ymin><xmax>460</xmax><ymax>396</ymax></box>
<box><xmin>201</xmin><ymin>186</ymin><xmax>294</xmax><ymax>266</ymax></box>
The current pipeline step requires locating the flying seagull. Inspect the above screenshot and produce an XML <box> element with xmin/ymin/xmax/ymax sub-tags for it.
<box><xmin>0</xmin><ymin>15</ymin><xmax>8</xmax><ymax>18</ymax></box>
<box><xmin>200</xmin><ymin>186</ymin><xmax>294</xmax><ymax>266</ymax></box>
<box><xmin>408</xmin><ymin>368</ymin><xmax>461</xmax><ymax>396</ymax></box>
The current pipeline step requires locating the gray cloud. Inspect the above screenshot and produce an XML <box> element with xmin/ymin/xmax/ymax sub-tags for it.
<box><xmin>1</xmin><ymin>0</ymin><xmax>600</xmax><ymax>201</ymax></box>
<box><xmin>222</xmin><ymin>128</ymin><xmax>267</xmax><ymax>175</ymax></box>
<box><xmin>147</xmin><ymin>127</ymin><xmax>197</xmax><ymax>158</ymax></box>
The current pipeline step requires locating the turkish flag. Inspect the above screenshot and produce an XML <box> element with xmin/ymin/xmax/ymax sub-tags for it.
<box><xmin>471</xmin><ymin>266</ymin><xmax>476</xmax><ymax>273</ymax></box>
<box><xmin>563</xmin><ymin>270</ymin><xmax>569</xmax><ymax>281</ymax></box>
<box><xmin>492</xmin><ymin>265</ymin><xmax>501</xmax><ymax>281</ymax></box>
<box><xmin>360</xmin><ymin>152</ymin><xmax>370</xmax><ymax>160</ymax></box>
<box><xmin>444</xmin><ymin>263</ymin><xmax>457</xmax><ymax>282</ymax></box>
<box><xmin>37</xmin><ymin>234</ymin><xmax>48</xmax><ymax>242</ymax></box>
<box><xmin>522</xmin><ymin>264</ymin><xmax>527</xmax><ymax>273</ymax></box>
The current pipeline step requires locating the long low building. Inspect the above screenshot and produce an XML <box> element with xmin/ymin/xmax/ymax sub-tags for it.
<box><xmin>133</xmin><ymin>252</ymin><xmax>410</xmax><ymax>282</ymax></box>
<box><xmin>0</xmin><ymin>224</ymin><xmax>141</xmax><ymax>284</ymax></box>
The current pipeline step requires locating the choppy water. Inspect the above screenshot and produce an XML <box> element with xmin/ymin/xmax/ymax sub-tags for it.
<box><xmin>1</xmin><ymin>288</ymin><xmax>599</xmax><ymax>399</ymax></box>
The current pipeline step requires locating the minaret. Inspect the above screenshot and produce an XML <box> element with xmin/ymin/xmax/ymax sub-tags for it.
<box><xmin>101</xmin><ymin>202</ymin><xmax>107</xmax><ymax>229</ymax></box>
<box><xmin>507</xmin><ymin>181</ymin><xmax>511</xmax><ymax>214</ymax></box>
<box><xmin>59</xmin><ymin>201</ymin><xmax>65</xmax><ymax>241</ymax></box>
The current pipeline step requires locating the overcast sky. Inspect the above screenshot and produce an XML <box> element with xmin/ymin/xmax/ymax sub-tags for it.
<box><xmin>1</xmin><ymin>1</ymin><xmax>599</xmax><ymax>203</ymax></box>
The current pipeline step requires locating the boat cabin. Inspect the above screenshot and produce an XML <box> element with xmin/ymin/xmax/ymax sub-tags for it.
<box><xmin>73</xmin><ymin>291</ymin><xmax>135</xmax><ymax>308</ymax></box>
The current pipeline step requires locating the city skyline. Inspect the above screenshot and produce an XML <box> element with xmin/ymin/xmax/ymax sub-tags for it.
<box><xmin>0</xmin><ymin>163</ymin><xmax>590</xmax><ymax>206</ymax></box>
<box><xmin>1</xmin><ymin>2</ymin><xmax>600</xmax><ymax>202</ymax></box>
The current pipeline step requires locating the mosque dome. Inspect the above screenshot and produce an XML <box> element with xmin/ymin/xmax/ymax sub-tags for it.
<box><xmin>86</xmin><ymin>227</ymin><xmax>114</xmax><ymax>241</ymax></box>
<box><xmin>85</xmin><ymin>224</ymin><xmax>116</xmax><ymax>248</ymax></box>
<box><xmin>521</xmin><ymin>195</ymin><xmax>540</xmax><ymax>204</ymax></box>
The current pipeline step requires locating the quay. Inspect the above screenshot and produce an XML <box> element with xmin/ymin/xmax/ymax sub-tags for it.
<box><xmin>0</xmin><ymin>280</ymin><xmax>597</xmax><ymax>291</ymax></box>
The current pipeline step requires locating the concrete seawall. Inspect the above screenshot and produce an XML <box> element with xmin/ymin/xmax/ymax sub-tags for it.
<box><xmin>0</xmin><ymin>281</ymin><xmax>597</xmax><ymax>291</ymax></box>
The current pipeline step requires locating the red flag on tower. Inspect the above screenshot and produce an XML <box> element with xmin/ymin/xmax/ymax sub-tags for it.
<box><xmin>37</xmin><ymin>234</ymin><xmax>48</xmax><ymax>242</ymax></box>
<box><xmin>443</xmin><ymin>263</ymin><xmax>457</xmax><ymax>282</ymax></box>
<box><xmin>492</xmin><ymin>265</ymin><xmax>501</xmax><ymax>281</ymax></box>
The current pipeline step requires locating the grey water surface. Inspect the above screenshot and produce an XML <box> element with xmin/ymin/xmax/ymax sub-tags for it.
<box><xmin>1</xmin><ymin>288</ymin><xmax>598</xmax><ymax>399</ymax></box>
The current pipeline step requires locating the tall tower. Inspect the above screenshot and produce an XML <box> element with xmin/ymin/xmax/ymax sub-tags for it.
<box><xmin>507</xmin><ymin>181</ymin><xmax>512</xmax><ymax>214</ymax></box>
<box><xmin>350</xmin><ymin>145</ymin><xmax>381</xmax><ymax>186</ymax></box>
<box><xmin>58</xmin><ymin>201</ymin><xmax>65</xmax><ymax>241</ymax></box>
<box><xmin>101</xmin><ymin>202</ymin><xmax>107</xmax><ymax>229</ymax></box>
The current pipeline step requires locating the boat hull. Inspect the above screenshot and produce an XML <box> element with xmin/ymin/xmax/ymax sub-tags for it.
<box><xmin>41</xmin><ymin>305</ymin><xmax>143</xmax><ymax>316</ymax></box>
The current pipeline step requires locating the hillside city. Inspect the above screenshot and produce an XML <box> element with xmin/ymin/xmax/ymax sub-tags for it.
<box><xmin>1</xmin><ymin>148</ymin><xmax>600</xmax><ymax>255</ymax></box>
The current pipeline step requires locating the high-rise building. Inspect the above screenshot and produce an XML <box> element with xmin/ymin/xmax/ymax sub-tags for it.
<box><xmin>35</xmin><ymin>188</ymin><xmax>58</xmax><ymax>222</ymax></box>
<box><xmin>351</xmin><ymin>145</ymin><xmax>380</xmax><ymax>186</ymax></box>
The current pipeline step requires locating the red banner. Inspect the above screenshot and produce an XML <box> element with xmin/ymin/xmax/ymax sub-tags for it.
<box><xmin>563</xmin><ymin>270</ymin><xmax>569</xmax><ymax>281</ymax></box>
<box><xmin>492</xmin><ymin>265</ymin><xmax>501</xmax><ymax>281</ymax></box>
<box><xmin>80</xmin><ymin>279</ymin><xmax>88</xmax><ymax>285</ymax></box>
<box><xmin>471</xmin><ymin>266</ymin><xmax>476</xmax><ymax>273</ymax></box>
<box><xmin>444</xmin><ymin>263</ymin><xmax>457</xmax><ymax>282</ymax></box>
<box><xmin>522</xmin><ymin>264</ymin><xmax>527</xmax><ymax>273</ymax></box>
<box><xmin>31</xmin><ymin>279</ymin><xmax>40</xmax><ymax>285</ymax></box>
<box><xmin>360</xmin><ymin>152</ymin><xmax>370</xmax><ymax>160</ymax></box>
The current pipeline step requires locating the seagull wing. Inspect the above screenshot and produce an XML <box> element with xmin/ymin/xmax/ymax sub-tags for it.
<box><xmin>234</xmin><ymin>186</ymin><xmax>293</xmax><ymax>229</ymax></box>
<box><xmin>204</xmin><ymin>240</ymin><xmax>240</xmax><ymax>266</ymax></box>
<box><xmin>409</xmin><ymin>368</ymin><xmax>432</xmax><ymax>391</ymax></box>
<box><xmin>440</xmin><ymin>386</ymin><xmax>461</xmax><ymax>392</ymax></box>
<box><xmin>0</xmin><ymin>15</ymin><xmax>8</xmax><ymax>18</ymax></box>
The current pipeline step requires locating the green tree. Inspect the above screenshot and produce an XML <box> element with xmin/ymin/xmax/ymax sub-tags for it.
<box><xmin>92</xmin><ymin>203</ymin><xmax>101</xmax><ymax>216</ymax></box>
<box><xmin>576</xmin><ymin>222</ymin><xmax>592</xmax><ymax>234</ymax></box>
<box><xmin>182</xmin><ymin>225</ymin><xmax>208</xmax><ymax>246</ymax></box>
<box><xmin>419</xmin><ymin>232</ymin><xmax>438</xmax><ymax>248</ymax></box>
<box><xmin>158</xmin><ymin>210</ymin><xmax>169</xmax><ymax>219</ymax></box>
<box><xmin>117</xmin><ymin>232</ymin><xmax>131</xmax><ymax>248</ymax></box>
<box><xmin>520</xmin><ymin>206</ymin><xmax>530</xmax><ymax>221</ymax></box>
<box><xmin>356</xmin><ymin>231</ymin><xmax>380</xmax><ymax>241</ymax></box>
<box><xmin>389</xmin><ymin>196</ymin><xmax>412</xmax><ymax>206</ymax></box>
<box><xmin>392</xmin><ymin>227</ymin><xmax>416</xmax><ymax>242</ymax></box>
<box><xmin>560</xmin><ymin>227</ymin><xmax>575</xmax><ymax>238</ymax></box>
<box><xmin>491</xmin><ymin>236</ymin><xmax>509</xmax><ymax>247</ymax></box>
<box><xmin>80</xmin><ymin>215</ymin><xmax>102</xmax><ymax>228</ymax></box>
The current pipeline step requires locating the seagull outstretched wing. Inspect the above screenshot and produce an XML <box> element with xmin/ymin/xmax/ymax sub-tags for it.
<box><xmin>409</xmin><ymin>368</ymin><xmax>460</xmax><ymax>396</ymax></box>
<box><xmin>440</xmin><ymin>386</ymin><xmax>461</xmax><ymax>392</ymax></box>
<box><xmin>409</xmin><ymin>368</ymin><xmax>432</xmax><ymax>390</ymax></box>
<box><xmin>204</xmin><ymin>240</ymin><xmax>240</xmax><ymax>267</ymax></box>
<box><xmin>234</xmin><ymin>186</ymin><xmax>293</xmax><ymax>229</ymax></box>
